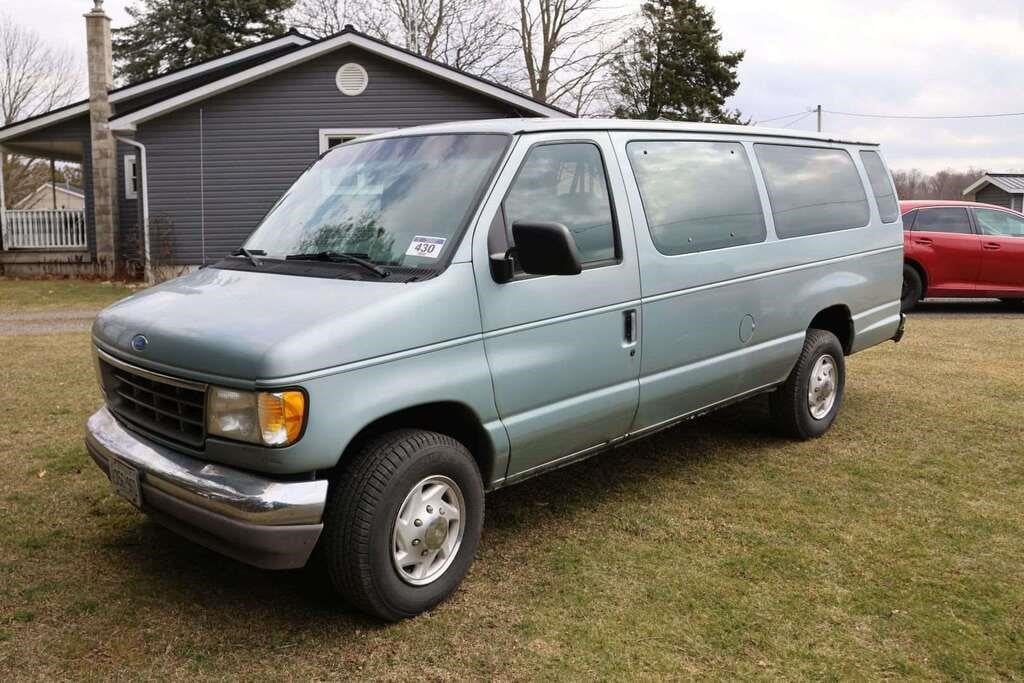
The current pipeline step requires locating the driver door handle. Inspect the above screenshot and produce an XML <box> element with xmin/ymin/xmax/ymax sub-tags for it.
<box><xmin>623</xmin><ymin>309</ymin><xmax>639</xmax><ymax>349</ymax></box>
<box><xmin>983</xmin><ymin>242</ymin><xmax>1001</xmax><ymax>251</ymax></box>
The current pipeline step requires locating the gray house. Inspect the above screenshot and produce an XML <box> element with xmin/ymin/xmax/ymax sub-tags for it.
<box><xmin>0</xmin><ymin>1</ymin><xmax>568</xmax><ymax>280</ymax></box>
<box><xmin>962</xmin><ymin>173</ymin><xmax>1024</xmax><ymax>212</ymax></box>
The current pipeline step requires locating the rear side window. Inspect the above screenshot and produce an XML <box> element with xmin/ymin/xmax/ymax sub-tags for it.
<box><xmin>913</xmin><ymin>207</ymin><xmax>972</xmax><ymax>234</ymax></box>
<box><xmin>504</xmin><ymin>142</ymin><xmax>617</xmax><ymax>265</ymax></box>
<box><xmin>755</xmin><ymin>144</ymin><xmax>870</xmax><ymax>238</ymax></box>
<box><xmin>974</xmin><ymin>208</ymin><xmax>1024</xmax><ymax>237</ymax></box>
<box><xmin>626</xmin><ymin>141</ymin><xmax>766</xmax><ymax>254</ymax></box>
<box><xmin>859</xmin><ymin>150</ymin><xmax>899</xmax><ymax>223</ymax></box>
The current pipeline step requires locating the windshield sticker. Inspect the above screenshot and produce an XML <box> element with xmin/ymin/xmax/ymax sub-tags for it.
<box><xmin>405</xmin><ymin>236</ymin><xmax>447</xmax><ymax>259</ymax></box>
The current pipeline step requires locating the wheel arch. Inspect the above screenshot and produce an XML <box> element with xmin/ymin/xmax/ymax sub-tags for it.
<box><xmin>808</xmin><ymin>304</ymin><xmax>854</xmax><ymax>355</ymax></box>
<box><xmin>332</xmin><ymin>401</ymin><xmax>498</xmax><ymax>485</ymax></box>
<box><xmin>904</xmin><ymin>257</ymin><xmax>928</xmax><ymax>296</ymax></box>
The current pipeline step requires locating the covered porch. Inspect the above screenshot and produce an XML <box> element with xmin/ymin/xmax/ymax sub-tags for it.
<box><xmin>0</xmin><ymin>136</ymin><xmax>92</xmax><ymax>274</ymax></box>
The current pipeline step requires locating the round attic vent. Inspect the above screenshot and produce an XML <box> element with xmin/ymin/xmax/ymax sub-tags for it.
<box><xmin>336</xmin><ymin>63</ymin><xmax>368</xmax><ymax>96</ymax></box>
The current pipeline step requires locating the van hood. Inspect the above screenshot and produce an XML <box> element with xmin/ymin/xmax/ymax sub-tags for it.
<box><xmin>92</xmin><ymin>264</ymin><xmax>481</xmax><ymax>382</ymax></box>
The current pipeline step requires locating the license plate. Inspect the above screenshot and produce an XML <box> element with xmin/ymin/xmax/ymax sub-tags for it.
<box><xmin>109</xmin><ymin>458</ymin><xmax>142</xmax><ymax>508</ymax></box>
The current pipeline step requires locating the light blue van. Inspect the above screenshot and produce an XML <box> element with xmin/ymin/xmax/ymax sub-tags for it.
<box><xmin>86</xmin><ymin>119</ymin><xmax>905</xmax><ymax>620</ymax></box>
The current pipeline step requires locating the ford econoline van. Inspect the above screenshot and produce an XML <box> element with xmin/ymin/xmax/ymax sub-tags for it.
<box><xmin>87</xmin><ymin>119</ymin><xmax>906</xmax><ymax>620</ymax></box>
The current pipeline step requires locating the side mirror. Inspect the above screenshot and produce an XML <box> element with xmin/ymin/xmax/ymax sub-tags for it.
<box><xmin>511</xmin><ymin>221</ymin><xmax>582</xmax><ymax>278</ymax></box>
<box><xmin>488</xmin><ymin>221</ymin><xmax>583</xmax><ymax>283</ymax></box>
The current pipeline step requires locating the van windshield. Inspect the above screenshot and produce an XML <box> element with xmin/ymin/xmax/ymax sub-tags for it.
<box><xmin>244</xmin><ymin>133</ymin><xmax>509</xmax><ymax>270</ymax></box>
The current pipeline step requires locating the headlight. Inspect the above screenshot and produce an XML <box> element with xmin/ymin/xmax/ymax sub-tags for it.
<box><xmin>207</xmin><ymin>387</ymin><xmax>307</xmax><ymax>447</ymax></box>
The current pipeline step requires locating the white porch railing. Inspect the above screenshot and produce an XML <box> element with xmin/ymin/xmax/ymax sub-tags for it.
<box><xmin>1</xmin><ymin>210</ymin><xmax>88</xmax><ymax>249</ymax></box>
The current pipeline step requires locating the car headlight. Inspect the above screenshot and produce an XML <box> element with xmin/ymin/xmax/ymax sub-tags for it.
<box><xmin>207</xmin><ymin>387</ymin><xmax>307</xmax><ymax>447</ymax></box>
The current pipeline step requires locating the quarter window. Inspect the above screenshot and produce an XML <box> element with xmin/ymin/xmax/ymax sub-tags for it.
<box><xmin>626</xmin><ymin>141</ymin><xmax>766</xmax><ymax>254</ymax></box>
<box><xmin>974</xmin><ymin>208</ymin><xmax>1024</xmax><ymax>237</ymax></box>
<box><xmin>504</xmin><ymin>143</ymin><xmax>617</xmax><ymax>265</ymax></box>
<box><xmin>901</xmin><ymin>209</ymin><xmax>917</xmax><ymax>231</ymax></box>
<box><xmin>913</xmin><ymin>207</ymin><xmax>972</xmax><ymax>234</ymax></box>
<box><xmin>755</xmin><ymin>144</ymin><xmax>870</xmax><ymax>238</ymax></box>
<box><xmin>859</xmin><ymin>150</ymin><xmax>899</xmax><ymax>223</ymax></box>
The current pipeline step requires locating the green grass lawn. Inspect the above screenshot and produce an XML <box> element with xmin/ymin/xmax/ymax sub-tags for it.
<box><xmin>0</xmin><ymin>278</ymin><xmax>139</xmax><ymax>310</ymax></box>
<box><xmin>0</xmin><ymin>286</ymin><xmax>1021</xmax><ymax>679</ymax></box>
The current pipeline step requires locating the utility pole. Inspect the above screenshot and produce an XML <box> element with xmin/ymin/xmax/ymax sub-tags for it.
<box><xmin>816</xmin><ymin>104</ymin><xmax>823</xmax><ymax>132</ymax></box>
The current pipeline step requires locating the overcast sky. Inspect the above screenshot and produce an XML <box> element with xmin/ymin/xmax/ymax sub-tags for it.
<box><xmin>8</xmin><ymin>0</ymin><xmax>1024</xmax><ymax>173</ymax></box>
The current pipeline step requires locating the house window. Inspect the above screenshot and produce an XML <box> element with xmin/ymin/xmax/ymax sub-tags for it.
<box><xmin>318</xmin><ymin>128</ymin><xmax>396</xmax><ymax>155</ymax></box>
<box><xmin>124</xmin><ymin>154</ymin><xmax>138</xmax><ymax>200</ymax></box>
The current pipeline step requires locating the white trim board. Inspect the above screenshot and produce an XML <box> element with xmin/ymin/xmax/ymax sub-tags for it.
<box><xmin>318</xmin><ymin>128</ymin><xmax>396</xmax><ymax>154</ymax></box>
<box><xmin>109</xmin><ymin>32</ymin><xmax>568</xmax><ymax>133</ymax></box>
<box><xmin>0</xmin><ymin>33</ymin><xmax>310</xmax><ymax>143</ymax></box>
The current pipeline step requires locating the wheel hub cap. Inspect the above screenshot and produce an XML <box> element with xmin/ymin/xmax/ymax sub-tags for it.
<box><xmin>424</xmin><ymin>518</ymin><xmax>448</xmax><ymax>550</ymax></box>
<box><xmin>391</xmin><ymin>475</ymin><xmax>465</xmax><ymax>586</ymax></box>
<box><xmin>807</xmin><ymin>354</ymin><xmax>838</xmax><ymax>420</ymax></box>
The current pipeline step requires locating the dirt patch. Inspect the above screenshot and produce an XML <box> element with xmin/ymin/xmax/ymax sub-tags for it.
<box><xmin>0</xmin><ymin>308</ymin><xmax>99</xmax><ymax>335</ymax></box>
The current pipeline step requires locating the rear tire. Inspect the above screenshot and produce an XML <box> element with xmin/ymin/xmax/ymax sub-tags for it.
<box><xmin>771</xmin><ymin>329</ymin><xmax>846</xmax><ymax>440</ymax></box>
<box><xmin>901</xmin><ymin>264</ymin><xmax>923</xmax><ymax>312</ymax></box>
<box><xmin>322</xmin><ymin>429</ymin><xmax>484</xmax><ymax>621</ymax></box>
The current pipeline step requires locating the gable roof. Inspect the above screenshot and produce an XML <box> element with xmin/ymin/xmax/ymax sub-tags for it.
<box><xmin>13</xmin><ymin>181</ymin><xmax>85</xmax><ymax>208</ymax></box>
<box><xmin>108</xmin><ymin>27</ymin><xmax>570</xmax><ymax>132</ymax></box>
<box><xmin>0</xmin><ymin>32</ymin><xmax>311</xmax><ymax>142</ymax></box>
<box><xmin>963</xmin><ymin>173</ymin><xmax>1024</xmax><ymax>196</ymax></box>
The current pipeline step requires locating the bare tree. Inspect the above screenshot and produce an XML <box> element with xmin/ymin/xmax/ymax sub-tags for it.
<box><xmin>290</xmin><ymin>0</ymin><xmax>515</xmax><ymax>79</ymax></box>
<box><xmin>512</xmin><ymin>0</ymin><xmax>625</xmax><ymax>111</ymax></box>
<box><xmin>0</xmin><ymin>14</ymin><xmax>82</xmax><ymax>208</ymax></box>
<box><xmin>892</xmin><ymin>167</ymin><xmax>989</xmax><ymax>200</ymax></box>
<box><xmin>289</xmin><ymin>0</ymin><xmax>349</xmax><ymax>37</ymax></box>
<box><xmin>357</xmin><ymin>0</ymin><xmax>515</xmax><ymax>78</ymax></box>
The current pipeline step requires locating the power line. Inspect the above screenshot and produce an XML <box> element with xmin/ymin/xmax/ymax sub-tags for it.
<box><xmin>824</xmin><ymin>109</ymin><xmax>1024</xmax><ymax>120</ymax></box>
<box><xmin>754</xmin><ymin>110</ymin><xmax>808</xmax><ymax>125</ymax></box>
<box><xmin>780</xmin><ymin>111</ymin><xmax>813</xmax><ymax>129</ymax></box>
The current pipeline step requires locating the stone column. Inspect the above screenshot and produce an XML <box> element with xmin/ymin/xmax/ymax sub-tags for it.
<box><xmin>86</xmin><ymin>0</ymin><xmax>118</xmax><ymax>276</ymax></box>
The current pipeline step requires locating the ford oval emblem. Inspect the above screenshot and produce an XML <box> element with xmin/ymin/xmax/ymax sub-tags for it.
<box><xmin>130</xmin><ymin>334</ymin><xmax>149</xmax><ymax>352</ymax></box>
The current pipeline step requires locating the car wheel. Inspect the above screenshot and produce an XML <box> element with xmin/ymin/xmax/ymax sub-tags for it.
<box><xmin>770</xmin><ymin>329</ymin><xmax>846</xmax><ymax>440</ymax></box>
<box><xmin>901</xmin><ymin>264</ymin><xmax>923</xmax><ymax>312</ymax></box>
<box><xmin>322</xmin><ymin>429</ymin><xmax>484</xmax><ymax>621</ymax></box>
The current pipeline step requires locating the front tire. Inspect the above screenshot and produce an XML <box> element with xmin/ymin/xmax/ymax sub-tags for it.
<box><xmin>770</xmin><ymin>329</ymin><xmax>846</xmax><ymax>440</ymax></box>
<box><xmin>902</xmin><ymin>264</ymin><xmax>923</xmax><ymax>312</ymax></box>
<box><xmin>322</xmin><ymin>429</ymin><xmax>484</xmax><ymax>621</ymax></box>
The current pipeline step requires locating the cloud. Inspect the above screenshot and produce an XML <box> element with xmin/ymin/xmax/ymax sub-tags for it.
<box><xmin>12</xmin><ymin>0</ymin><xmax>1024</xmax><ymax>173</ymax></box>
<box><xmin>705</xmin><ymin>0</ymin><xmax>1024</xmax><ymax>172</ymax></box>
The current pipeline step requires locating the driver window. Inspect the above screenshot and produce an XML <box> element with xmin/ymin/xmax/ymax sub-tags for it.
<box><xmin>975</xmin><ymin>208</ymin><xmax>1024</xmax><ymax>237</ymax></box>
<box><xmin>500</xmin><ymin>142</ymin><xmax>618</xmax><ymax>265</ymax></box>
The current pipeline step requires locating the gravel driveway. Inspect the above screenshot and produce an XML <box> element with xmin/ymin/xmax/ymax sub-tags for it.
<box><xmin>0</xmin><ymin>307</ymin><xmax>100</xmax><ymax>335</ymax></box>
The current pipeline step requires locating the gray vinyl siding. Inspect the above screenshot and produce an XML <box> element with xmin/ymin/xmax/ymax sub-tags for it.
<box><xmin>975</xmin><ymin>185</ymin><xmax>1013</xmax><ymax>209</ymax></box>
<box><xmin>136</xmin><ymin>45</ymin><xmax>535</xmax><ymax>264</ymax></box>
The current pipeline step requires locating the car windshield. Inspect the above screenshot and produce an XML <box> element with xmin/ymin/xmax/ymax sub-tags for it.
<box><xmin>244</xmin><ymin>133</ymin><xmax>509</xmax><ymax>269</ymax></box>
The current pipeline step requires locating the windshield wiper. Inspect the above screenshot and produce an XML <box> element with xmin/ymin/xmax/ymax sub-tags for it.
<box><xmin>232</xmin><ymin>247</ymin><xmax>265</xmax><ymax>266</ymax></box>
<box><xmin>284</xmin><ymin>251</ymin><xmax>389</xmax><ymax>278</ymax></box>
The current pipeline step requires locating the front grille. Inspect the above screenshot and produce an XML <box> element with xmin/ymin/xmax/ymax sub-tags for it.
<box><xmin>98</xmin><ymin>355</ymin><xmax>207</xmax><ymax>448</ymax></box>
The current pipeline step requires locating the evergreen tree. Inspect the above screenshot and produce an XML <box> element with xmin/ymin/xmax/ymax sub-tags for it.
<box><xmin>611</xmin><ymin>0</ymin><xmax>744</xmax><ymax>123</ymax></box>
<box><xmin>113</xmin><ymin>0</ymin><xmax>296</xmax><ymax>84</ymax></box>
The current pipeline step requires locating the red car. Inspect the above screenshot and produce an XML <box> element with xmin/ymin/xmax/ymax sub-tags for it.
<box><xmin>901</xmin><ymin>200</ymin><xmax>1024</xmax><ymax>311</ymax></box>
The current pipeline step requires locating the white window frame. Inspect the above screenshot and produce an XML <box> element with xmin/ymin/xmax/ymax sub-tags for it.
<box><xmin>124</xmin><ymin>154</ymin><xmax>138</xmax><ymax>200</ymax></box>
<box><xmin>318</xmin><ymin>128</ymin><xmax>396</xmax><ymax>155</ymax></box>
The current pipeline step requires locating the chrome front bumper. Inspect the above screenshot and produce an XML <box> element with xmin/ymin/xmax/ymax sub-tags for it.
<box><xmin>86</xmin><ymin>407</ymin><xmax>328</xmax><ymax>569</ymax></box>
